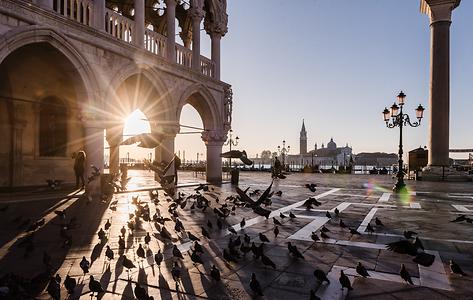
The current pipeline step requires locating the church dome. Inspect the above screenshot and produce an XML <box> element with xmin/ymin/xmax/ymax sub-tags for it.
<box><xmin>327</xmin><ymin>138</ymin><xmax>337</xmax><ymax>150</ymax></box>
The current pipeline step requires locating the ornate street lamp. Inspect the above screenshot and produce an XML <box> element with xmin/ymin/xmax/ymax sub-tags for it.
<box><xmin>382</xmin><ymin>91</ymin><xmax>425</xmax><ymax>193</ymax></box>
<box><xmin>277</xmin><ymin>140</ymin><xmax>290</xmax><ymax>170</ymax></box>
<box><xmin>224</xmin><ymin>129</ymin><xmax>239</xmax><ymax>169</ymax></box>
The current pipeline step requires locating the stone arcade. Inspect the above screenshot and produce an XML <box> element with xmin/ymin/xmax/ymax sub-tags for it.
<box><xmin>0</xmin><ymin>0</ymin><xmax>232</xmax><ymax>188</ymax></box>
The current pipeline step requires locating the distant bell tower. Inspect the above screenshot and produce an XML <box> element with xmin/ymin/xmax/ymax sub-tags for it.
<box><xmin>300</xmin><ymin>119</ymin><xmax>307</xmax><ymax>154</ymax></box>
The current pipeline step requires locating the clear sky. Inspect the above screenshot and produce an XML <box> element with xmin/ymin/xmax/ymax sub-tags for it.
<box><xmin>133</xmin><ymin>1</ymin><xmax>473</xmax><ymax>162</ymax></box>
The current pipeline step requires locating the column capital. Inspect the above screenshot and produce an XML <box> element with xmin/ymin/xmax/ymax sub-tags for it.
<box><xmin>202</xmin><ymin>130</ymin><xmax>227</xmax><ymax>146</ymax></box>
<box><xmin>189</xmin><ymin>0</ymin><xmax>205</xmax><ymax>21</ymax></box>
<box><xmin>421</xmin><ymin>0</ymin><xmax>461</xmax><ymax>24</ymax></box>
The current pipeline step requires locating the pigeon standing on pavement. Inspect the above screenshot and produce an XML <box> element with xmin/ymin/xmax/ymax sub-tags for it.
<box><xmin>79</xmin><ymin>256</ymin><xmax>90</xmax><ymax>275</ymax></box>
<box><xmin>339</xmin><ymin>270</ymin><xmax>353</xmax><ymax>291</ymax></box>
<box><xmin>64</xmin><ymin>275</ymin><xmax>76</xmax><ymax>295</ymax></box>
<box><xmin>89</xmin><ymin>275</ymin><xmax>104</xmax><ymax>297</ymax></box>
<box><xmin>450</xmin><ymin>260</ymin><xmax>468</xmax><ymax>276</ymax></box>
<box><xmin>211</xmin><ymin>265</ymin><xmax>221</xmax><ymax>281</ymax></box>
<box><xmin>400</xmin><ymin>264</ymin><xmax>413</xmax><ymax>284</ymax></box>
<box><xmin>250</xmin><ymin>273</ymin><xmax>263</xmax><ymax>296</ymax></box>
<box><xmin>154</xmin><ymin>250</ymin><xmax>163</xmax><ymax>267</ymax></box>
<box><xmin>356</xmin><ymin>262</ymin><xmax>370</xmax><ymax>278</ymax></box>
<box><xmin>273</xmin><ymin>226</ymin><xmax>279</xmax><ymax>238</ymax></box>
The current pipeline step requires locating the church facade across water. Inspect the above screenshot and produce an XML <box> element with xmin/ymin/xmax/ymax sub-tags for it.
<box><xmin>286</xmin><ymin>120</ymin><xmax>353</xmax><ymax>168</ymax></box>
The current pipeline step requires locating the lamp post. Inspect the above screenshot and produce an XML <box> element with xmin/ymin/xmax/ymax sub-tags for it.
<box><xmin>383</xmin><ymin>91</ymin><xmax>425</xmax><ymax>193</ymax></box>
<box><xmin>277</xmin><ymin>140</ymin><xmax>290</xmax><ymax>171</ymax></box>
<box><xmin>224</xmin><ymin>129</ymin><xmax>239</xmax><ymax>169</ymax></box>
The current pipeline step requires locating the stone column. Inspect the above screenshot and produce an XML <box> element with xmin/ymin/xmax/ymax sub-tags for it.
<box><xmin>210</xmin><ymin>32</ymin><xmax>222</xmax><ymax>80</ymax></box>
<box><xmin>106</xmin><ymin>125</ymin><xmax>123</xmax><ymax>175</ymax></box>
<box><xmin>134</xmin><ymin>0</ymin><xmax>145</xmax><ymax>48</ymax></box>
<box><xmin>94</xmin><ymin>0</ymin><xmax>106</xmax><ymax>31</ymax></box>
<box><xmin>423</xmin><ymin>0</ymin><xmax>460</xmax><ymax>167</ymax></box>
<box><xmin>11</xmin><ymin>120</ymin><xmax>26</xmax><ymax>186</ymax></box>
<box><xmin>165</xmin><ymin>0</ymin><xmax>177</xmax><ymax>62</ymax></box>
<box><xmin>202</xmin><ymin>130</ymin><xmax>227</xmax><ymax>183</ymax></box>
<box><xmin>190</xmin><ymin>3</ymin><xmax>205</xmax><ymax>72</ymax></box>
<box><xmin>83</xmin><ymin>119</ymin><xmax>104</xmax><ymax>199</ymax></box>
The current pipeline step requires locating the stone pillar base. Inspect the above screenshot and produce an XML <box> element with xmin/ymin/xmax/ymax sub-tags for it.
<box><xmin>421</xmin><ymin>166</ymin><xmax>472</xmax><ymax>182</ymax></box>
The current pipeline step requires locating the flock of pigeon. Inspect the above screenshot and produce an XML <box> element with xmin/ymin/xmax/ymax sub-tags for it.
<box><xmin>0</xmin><ymin>179</ymin><xmax>470</xmax><ymax>299</ymax></box>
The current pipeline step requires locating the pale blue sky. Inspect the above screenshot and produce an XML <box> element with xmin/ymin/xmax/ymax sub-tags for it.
<box><xmin>173</xmin><ymin>1</ymin><xmax>473</xmax><ymax>161</ymax></box>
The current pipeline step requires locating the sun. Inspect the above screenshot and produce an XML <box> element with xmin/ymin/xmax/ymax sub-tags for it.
<box><xmin>123</xmin><ymin>109</ymin><xmax>151</xmax><ymax>137</ymax></box>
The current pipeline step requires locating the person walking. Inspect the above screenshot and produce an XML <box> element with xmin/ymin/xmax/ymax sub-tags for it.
<box><xmin>73</xmin><ymin>150</ymin><xmax>86</xmax><ymax>189</ymax></box>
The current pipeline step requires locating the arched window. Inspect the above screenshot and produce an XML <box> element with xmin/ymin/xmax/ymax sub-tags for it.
<box><xmin>39</xmin><ymin>97</ymin><xmax>67</xmax><ymax>157</ymax></box>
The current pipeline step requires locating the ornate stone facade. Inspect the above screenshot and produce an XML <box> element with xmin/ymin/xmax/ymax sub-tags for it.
<box><xmin>0</xmin><ymin>0</ymin><xmax>232</xmax><ymax>187</ymax></box>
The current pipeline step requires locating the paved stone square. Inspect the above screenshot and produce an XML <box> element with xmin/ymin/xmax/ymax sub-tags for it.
<box><xmin>0</xmin><ymin>171</ymin><xmax>472</xmax><ymax>299</ymax></box>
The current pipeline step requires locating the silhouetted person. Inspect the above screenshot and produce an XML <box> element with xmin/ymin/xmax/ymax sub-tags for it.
<box><xmin>73</xmin><ymin>151</ymin><xmax>86</xmax><ymax>189</ymax></box>
<box><xmin>174</xmin><ymin>154</ymin><xmax>181</xmax><ymax>185</ymax></box>
<box><xmin>273</xmin><ymin>157</ymin><xmax>282</xmax><ymax>178</ymax></box>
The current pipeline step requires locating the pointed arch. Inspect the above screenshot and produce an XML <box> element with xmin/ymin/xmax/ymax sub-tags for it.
<box><xmin>177</xmin><ymin>83</ymin><xmax>222</xmax><ymax>131</ymax></box>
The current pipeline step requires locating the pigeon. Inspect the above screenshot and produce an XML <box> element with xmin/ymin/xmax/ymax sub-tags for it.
<box><xmin>311</xmin><ymin>232</ymin><xmax>320</xmax><ymax>242</ymax></box>
<box><xmin>289</xmin><ymin>211</ymin><xmax>296</xmax><ymax>219</ymax></box>
<box><xmin>211</xmin><ymin>265</ymin><xmax>221</xmax><ymax>281</ymax></box>
<box><xmin>186</xmin><ymin>231</ymin><xmax>200</xmax><ymax>242</ymax></box>
<box><xmin>314</xmin><ymin>269</ymin><xmax>330</xmax><ymax>284</ymax></box>
<box><xmin>287</xmin><ymin>242</ymin><xmax>304</xmax><ymax>259</ymax></box>
<box><xmin>64</xmin><ymin>275</ymin><xmax>76</xmax><ymax>295</ymax></box>
<box><xmin>339</xmin><ymin>219</ymin><xmax>347</xmax><ymax>228</ymax></box>
<box><xmin>261</xmin><ymin>254</ymin><xmax>276</xmax><ymax>269</ymax></box>
<box><xmin>273</xmin><ymin>217</ymin><xmax>282</xmax><ymax>226</ymax></box>
<box><xmin>154</xmin><ymin>250</ymin><xmax>163</xmax><ymax>266</ymax></box>
<box><xmin>105</xmin><ymin>246</ymin><xmax>114</xmax><ymax>261</ymax></box>
<box><xmin>280</xmin><ymin>212</ymin><xmax>287</xmax><ymax>219</ymax></box>
<box><xmin>228</xmin><ymin>227</ymin><xmax>237</xmax><ymax>235</ymax></box>
<box><xmin>47</xmin><ymin>276</ymin><xmax>60</xmax><ymax>300</ymax></box>
<box><xmin>160</xmin><ymin>226</ymin><xmax>173</xmax><ymax>240</ymax></box>
<box><xmin>240</xmin><ymin>218</ymin><xmax>246</xmax><ymax>228</ymax></box>
<box><xmin>400</xmin><ymin>264</ymin><xmax>413</xmax><ymax>284</ymax></box>
<box><xmin>356</xmin><ymin>262</ymin><xmax>370</xmax><ymax>278</ymax></box>
<box><xmin>137</xmin><ymin>244</ymin><xmax>145</xmax><ymax>260</ymax></box>
<box><xmin>104</xmin><ymin>219</ymin><xmax>111</xmax><ymax>231</ymax></box>
<box><xmin>98</xmin><ymin>228</ymin><xmax>106</xmax><ymax>241</ymax></box>
<box><xmin>171</xmin><ymin>262</ymin><xmax>181</xmax><ymax>284</ymax></box>
<box><xmin>144</xmin><ymin>232</ymin><xmax>151</xmax><ymax>245</ymax></box>
<box><xmin>275</xmin><ymin>191</ymin><xmax>283</xmax><ymax>196</ymax></box>
<box><xmin>120</xmin><ymin>226</ymin><xmax>126</xmax><ymax>237</ymax></box>
<box><xmin>122</xmin><ymin>255</ymin><xmax>136</xmax><ymax>277</ymax></box>
<box><xmin>134</xmin><ymin>283</ymin><xmax>150</xmax><ymax>300</ymax></box>
<box><xmin>190</xmin><ymin>250</ymin><xmax>203</xmax><ymax>265</ymax></box>
<box><xmin>375</xmin><ymin>217</ymin><xmax>384</xmax><ymax>226</ymax></box>
<box><xmin>310</xmin><ymin>289</ymin><xmax>321</xmax><ymax>300</ymax></box>
<box><xmin>240</xmin><ymin>243</ymin><xmax>252</xmax><ymax>256</ymax></box>
<box><xmin>334</xmin><ymin>208</ymin><xmax>340</xmax><ymax>217</ymax></box>
<box><xmin>450</xmin><ymin>260</ymin><xmax>468</xmax><ymax>276</ymax></box>
<box><xmin>244</xmin><ymin>234</ymin><xmax>251</xmax><ymax>244</ymax></box>
<box><xmin>89</xmin><ymin>275</ymin><xmax>104</xmax><ymax>296</ymax></box>
<box><xmin>366</xmin><ymin>223</ymin><xmax>374</xmax><ymax>234</ymax></box>
<box><xmin>79</xmin><ymin>256</ymin><xmax>90</xmax><ymax>275</ymax></box>
<box><xmin>321</xmin><ymin>226</ymin><xmax>330</xmax><ymax>232</ymax></box>
<box><xmin>259</xmin><ymin>232</ymin><xmax>270</xmax><ymax>243</ymax></box>
<box><xmin>326</xmin><ymin>211</ymin><xmax>332</xmax><ymax>219</ymax></box>
<box><xmin>250</xmin><ymin>273</ymin><xmax>263</xmax><ymax>296</ymax></box>
<box><xmin>339</xmin><ymin>270</ymin><xmax>353</xmax><ymax>291</ymax></box>
<box><xmin>305</xmin><ymin>183</ymin><xmax>317</xmax><ymax>192</ymax></box>
<box><xmin>173</xmin><ymin>245</ymin><xmax>184</xmax><ymax>259</ymax></box>
<box><xmin>273</xmin><ymin>226</ymin><xmax>280</xmax><ymax>238</ymax></box>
